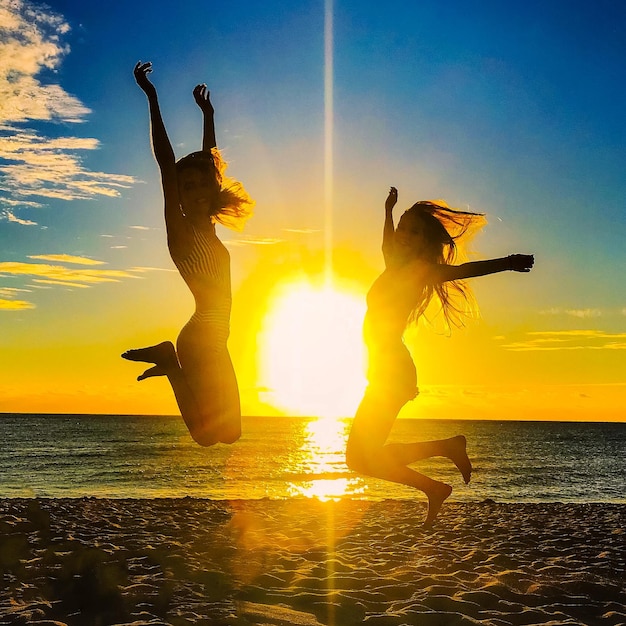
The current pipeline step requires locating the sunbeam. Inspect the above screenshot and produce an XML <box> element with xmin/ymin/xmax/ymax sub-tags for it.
<box><xmin>324</xmin><ymin>0</ymin><xmax>334</xmax><ymax>287</ymax></box>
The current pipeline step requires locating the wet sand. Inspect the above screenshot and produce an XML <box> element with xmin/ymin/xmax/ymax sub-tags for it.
<box><xmin>0</xmin><ymin>498</ymin><xmax>624</xmax><ymax>625</ymax></box>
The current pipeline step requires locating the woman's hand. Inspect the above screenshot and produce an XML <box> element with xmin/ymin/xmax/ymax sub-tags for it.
<box><xmin>134</xmin><ymin>61</ymin><xmax>156</xmax><ymax>96</ymax></box>
<box><xmin>508</xmin><ymin>254</ymin><xmax>534</xmax><ymax>272</ymax></box>
<box><xmin>193</xmin><ymin>84</ymin><xmax>214</xmax><ymax>115</ymax></box>
<box><xmin>385</xmin><ymin>186</ymin><xmax>398</xmax><ymax>212</ymax></box>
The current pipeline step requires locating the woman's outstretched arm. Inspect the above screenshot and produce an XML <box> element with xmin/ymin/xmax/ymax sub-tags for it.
<box><xmin>193</xmin><ymin>84</ymin><xmax>217</xmax><ymax>150</ymax></box>
<box><xmin>382</xmin><ymin>187</ymin><xmax>398</xmax><ymax>267</ymax></box>
<box><xmin>435</xmin><ymin>254</ymin><xmax>534</xmax><ymax>282</ymax></box>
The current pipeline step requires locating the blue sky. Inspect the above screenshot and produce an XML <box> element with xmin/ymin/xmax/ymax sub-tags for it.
<box><xmin>0</xmin><ymin>0</ymin><xmax>624</xmax><ymax>418</ymax></box>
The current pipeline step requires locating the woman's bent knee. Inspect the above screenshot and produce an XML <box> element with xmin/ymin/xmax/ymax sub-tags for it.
<box><xmin>191</xmin><ymin>430</ymin><xmax>220</xmax><ymax>447</ymax></box>
<box><xmin>346</xmin><ymin>445</ymin><xmax>369</xmax><ymax>475</ymax></box>
<box><xmin>218</xmin><ymin>424</ymin><xmax>241</xmax><ymax>444</ymax></box>
<box><xmin>189</xmin><ymin>418</ymin><xmax>241</xmax><ymax>447</ymax></box>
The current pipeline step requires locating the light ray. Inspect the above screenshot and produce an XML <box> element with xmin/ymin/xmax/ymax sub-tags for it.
<box><xmin>324</xmin><ymin>0</ymin><xmax>334</xmax><ymax>287</ymax></box>
<box><xmin>324</xmin><ymin>5</ymin><xmax>338</xmax><ymax>618</ymax></box>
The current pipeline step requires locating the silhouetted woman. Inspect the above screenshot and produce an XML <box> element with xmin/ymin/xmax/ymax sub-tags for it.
<box><xmin>123</xmin><ymin>62</ymin><xmax>254</xmax><ymax>446</ymax></box>
<box><xmin>346</xmin><ymin>187</ymin><xmax>533</xmax><ymax>526</ymax></box>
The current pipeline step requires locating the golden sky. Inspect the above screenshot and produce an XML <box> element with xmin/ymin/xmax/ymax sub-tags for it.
<box><xmin>1</xmin><ymin>0</ymin><xmax>625</xmax><ymax>422</ymax></box>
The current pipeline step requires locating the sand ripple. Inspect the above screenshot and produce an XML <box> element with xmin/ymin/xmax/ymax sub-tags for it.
<box><xmin>0</xmin><ymin>499</ymin><xmax>624</xmax><ymax>625</ymax></box>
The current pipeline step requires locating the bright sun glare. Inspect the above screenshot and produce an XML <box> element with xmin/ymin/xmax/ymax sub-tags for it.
<box><xmin>260</xmin><ymin>282</ymin><xmax>367</xmax><ymax>418</ymax></box>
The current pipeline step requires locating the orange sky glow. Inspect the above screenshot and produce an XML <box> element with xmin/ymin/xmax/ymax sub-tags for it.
<box><xmin>1</xmin><ymin>1</ymin><xmax>624</xmax><ymax>423</ymax></box>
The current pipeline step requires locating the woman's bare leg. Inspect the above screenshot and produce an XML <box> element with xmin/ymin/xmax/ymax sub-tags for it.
<box><xmin>346</xmin><ymin>391</ymin><xmax>452</xmax><ymax>527</ymax></box>
<box><xmin>357</xmin><ymin>446</ymin><xmax>453</xmax><ymax>527</ymax></box>
<box><xmin>122</xmin><ymin>341</ymin><xmax>207</xmax><ymax>441</ymax></box>
<box><xmin>175</xmin><ymin>321</ymin><xmax>241</xmax><ymax>445</ymax></box>
<box><xmin>383</xmin><ymin>436</ymin><xmax>472</xmax><ymax>484</ymax></box>
<box><xmin>122</xmin><ymin>334</ymin><xmax>241</xmax><ymax>446</ymax></box>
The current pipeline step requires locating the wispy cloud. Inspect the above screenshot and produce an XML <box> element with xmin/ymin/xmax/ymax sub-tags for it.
<box><xmin>0</xmin><ymin>286</ymin><xmax>32</xmax><ymax>297</ymax></box>
<box><xmin>4</xmin><ymin>209</ymin><xmax>38</xmax><ymax>225</ymax></box>
<box><xmin>282</xmin><ymin>228</ymin><xmax>321</xmax><ymax>235</ymax></box>
<box><xmin>540</xmin><ymin>307</ymin><xmax>603</xmax><ymax>318</ymax></box>
<box><xmin>1</xmin><ymin>198</ymin><xmax>43</xmax><ymax>208</ymax></box>
<box><xmin>129</xmin><ymin>266</ymin><xmax>177</xmax><ymax>273</ymax></box>
<box><xmin>0</xmin><ymin>259</ymin><xmax>176</xmax><ymax>310</ymax></box>
<box><xmin>0</xmin><ymin>253</ymin><xmax>147</xmax><ymax>308</ymax></box>
<box><xmin>0</xmin><ymin>298</ymin><xmax>35</xmax><ymax>310</ymax></box>
<box><xmin>501</xmin><ymin>330</ymin><xmax>626</xmax><ymax>351</ymax></box>
<box><xmin>0</xmin><ymin>0</ymin><xmax>135</xmax><ymax>223</ymax></box>
<box><xmin>32</xmin><ymin>278</ymin><xmax>90</xmax><ymax>288</ymax></box>
<box><xmin>565</xmin><ymin>309</ymin><xmax>602</xmax><ymax>319</ymax></box>
<box><xmin>224</xmin><ymin>237</ymin><xmax>284</xmax><ymax>247</ymax></box>
<box><xmin>28</xmin><ymin>254</ymin><xmax>105</xmax><ymax>265</ymax></box>
<box><xmin>0</xmin><ymin>260</ymin><xmax>139</xmax><ymax>288</ymax></box>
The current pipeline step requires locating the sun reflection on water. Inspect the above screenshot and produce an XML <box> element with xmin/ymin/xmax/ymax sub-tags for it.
<box><xmin>287</xmin><ymin>417</ymin><xmax>366</xmax><ymax>501</ymax></box>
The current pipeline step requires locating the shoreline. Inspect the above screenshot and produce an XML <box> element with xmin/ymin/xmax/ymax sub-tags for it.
<box><xmin>2</xmin><ymin>494</ymin><xmax>625</xmax><ymax>503</ymax></box>
<box><xmin>1</xmin><ymin>499</ymin><xmax>624</xmax><ymax>625</ymax></box>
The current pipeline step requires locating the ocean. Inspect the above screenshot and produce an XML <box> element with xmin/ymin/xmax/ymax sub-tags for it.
<box><xmin>1</xmin><ymin>414</ymin><xmax>624</xmax><ymax>503</ymax></box>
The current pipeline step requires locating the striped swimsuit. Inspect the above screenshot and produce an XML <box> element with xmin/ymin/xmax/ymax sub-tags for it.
<box><xmin>171</xmin><ymin>225</ymin><xmax>231</xmax><ymax>343</ymax></box>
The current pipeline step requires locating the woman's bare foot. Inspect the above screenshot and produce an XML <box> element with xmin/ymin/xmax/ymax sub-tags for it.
<box><xmin>122</xmin><ymin>341</ymin><xmax>178</xmax><ymax>371</ymax></box>
<box><xmin>137</xmin><ymin>365</ymin><xmax>167</xmax><ymax>381</ymax></box>
<box><xmin>447</xmin><ymin>435</ymin><xmax>472</xmax><ymax>484</ymax></box>
<box><xmin>424</xmin><ymin>482</ymin><xmax>452</xmax><ymax>528</ymax></box>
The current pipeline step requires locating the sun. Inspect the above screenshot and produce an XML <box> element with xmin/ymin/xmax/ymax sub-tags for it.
<box><xmin>259</xmin><ymin>281</ymin><xmax>367</xmax><ymax>418</ymax></box>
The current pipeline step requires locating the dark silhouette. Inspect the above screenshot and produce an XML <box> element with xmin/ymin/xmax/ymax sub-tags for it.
<box><xmin>123</xmin><ymin>62</ymin><xmax>254</xmax><ymax>446</ymax></box>
<box><xmin>346</xmin><ymin>187</ymin><xmax>534</xmax><ymax>526</ymax></box>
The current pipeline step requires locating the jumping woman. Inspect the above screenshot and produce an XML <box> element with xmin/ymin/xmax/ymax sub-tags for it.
<box><xmin>346</xmin><ymin>187</ymin><xmax>533</xmax><ymax>526</ymax></box>
<box><xmin>123</xmin><ymin>62</ymin><xmax>254</xmax><ymax>446</ymax></box>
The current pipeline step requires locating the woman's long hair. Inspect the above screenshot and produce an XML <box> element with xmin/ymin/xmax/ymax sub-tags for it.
<box><xmin>404</xmin><ymin>201</ymin><xmax>486</xmax><ymax>330</ymax></box>
<box><xmin>176</xmin><ymin>149</ymin><xmax>254</xmax><ymax>231</ymax></box>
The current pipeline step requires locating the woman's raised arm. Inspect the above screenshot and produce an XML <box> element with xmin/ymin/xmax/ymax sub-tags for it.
<box><xmin>134</xmin><ymin>61</ymin><xmax>187</xmax><ymax>246</ymax></box>
<box><xmin>134</xmin><ymin>62</ymin><xmax>176</xmax><ymax>172</ymax></box>
<box><xmin>382</xmin><ymin>187</ymin><xmax>398</xmax><ymax>267</ymax></box>
<box><xmin>193</xmin><ymin>83</ymin><xmax>217</xmax><ymax>151</ymax></box>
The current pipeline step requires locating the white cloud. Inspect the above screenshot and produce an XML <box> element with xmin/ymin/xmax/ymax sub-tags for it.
<box><xmin>3</xmin><ymin>208</ymin><xmax>37</xmax><ymax>225</ymax></box>
<box><xmin>0</xmin><ymin>2</ymin><xmax>81</xmax><ymax>125</ymax></box>
<box><xmin>501</xmin><ymin>329</ymin><xmax>626</xmax><ymax>351</ymax></box>
<box><xmin>1</xmin><ymin>197</ymin><xmax>43</xmax><ymax>208</ymax></box>
<box><xmin>0</xmin><ymin>0</ymin><xmax>136</xmax><ymax>222</ymax></box>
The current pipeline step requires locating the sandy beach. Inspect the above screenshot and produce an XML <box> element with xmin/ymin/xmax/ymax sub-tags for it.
<box><xmin>0</xmin><ymin>498</ymin><xmax>624</xmax><ymax>625</ymax></box>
